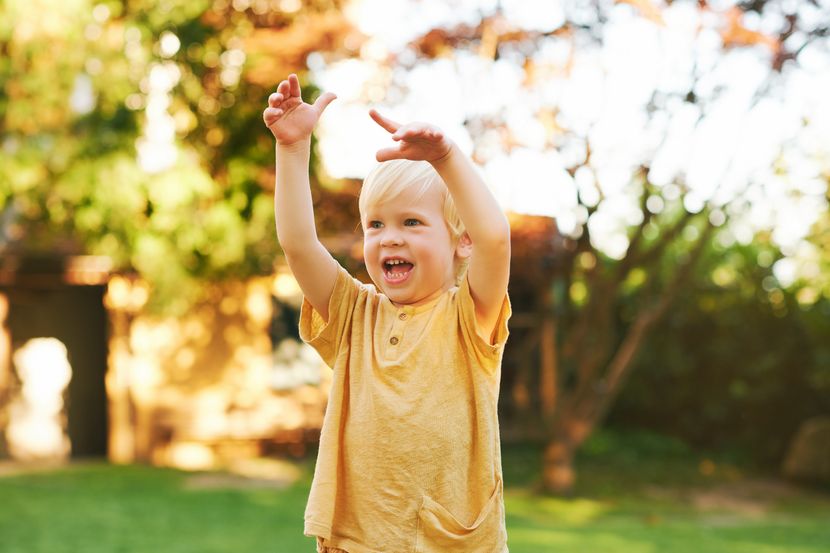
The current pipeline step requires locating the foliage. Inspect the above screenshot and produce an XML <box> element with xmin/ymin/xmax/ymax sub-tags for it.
<box><xmin>0</xmin><ymin>0</ymin><xmax>352</xmax><ymax>313</ymax></box>
<box><xmin>2</xmin><ymin>0</ymin><xmax>828</xmax><ymax>494</ymax></box>
<box><xmin>610</xmin><ymin>240</ymin><xmax>830</xmax><ymax>467</ymax></box>
<box><xmin>325</xmin><ymin>0</ymin><xmax>829</xmax><ymax>492</ymax></box>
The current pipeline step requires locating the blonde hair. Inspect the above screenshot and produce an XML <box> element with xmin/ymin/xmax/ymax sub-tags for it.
<box><xmin>359</xmin><ymin>159</ymin><xmax>469</xmax><ymax>281</ymax></box>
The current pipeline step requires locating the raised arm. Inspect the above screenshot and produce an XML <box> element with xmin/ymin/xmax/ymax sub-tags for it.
<box><xmin>370</xmin><ymin>110</ymin><xmax>510</xmax><ymax>341</ymax></box>
<box><xmin>263</xmin><ymin>74</ymin><xmax>339</xmax><ymax>321</ymax></box>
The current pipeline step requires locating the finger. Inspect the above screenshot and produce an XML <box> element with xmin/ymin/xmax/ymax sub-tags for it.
<box><xmin>268</xmin><ymin>92</ymin><xmax>284</xmax><ymax>107</ymax></box>
<box><xmin>392</xmin><ymin>126</ymin><xmax>418</xmax><ymax>141</ymax></box>
<box><xmin>263</xmin><ymin>107</ymin><xmax>284</xmax><ymax>124</ymax></box>
<box><xmin>394</xmin><ymin>125</ymin><xmax>438</xmax><ymax>142</ymax></box>
<box><xmin>375</xmin><ymin>146</ymin><xmax>404</xmax><ymax>162</ymax></box>
<box><xmin>277</xmin><ymin>79</ymin><xmax>291</xmax><ymax>96</ymax></box>
<box><xmin>369</xmin><ymin>109</ymin><xmax>400</xmax><ymax>134</ymax></box>
<box><xmin>288</xmin><ymin>73</ymin><xmax>302</xmax><ymax>99</ymax></box>
<box><xmin>313</xmin><ymin>92</ymin><xmax>337</xmax><ymax>114</ymax></box>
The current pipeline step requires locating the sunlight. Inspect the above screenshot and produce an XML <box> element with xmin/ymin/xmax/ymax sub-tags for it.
<box><xmin>65</xmin><ymin>255</ymin><xmax>112</xmax><ymax>286</ymax></box>
<box><xmin>166</xmin><ymin>441</ymin><xmax>215</xmax><ymax>470</ymax></box>
<box><xmin>6</xmin><ymin>338</ymin><xmax>72</xmax><ymax>460</ymax></box>
<box><xmin>105</xmin><ymin>275</ymin><xmax>150</xmax><ymax>312</ymax></box>
<box><xmin>0</xmin><ymin>295</ymin><xmax>9</xmax><ymax>393</ymax></box>
<box><xmin>136</xmin><ymin>62</ymin><xmax>180</xmax><ymax>174</ymax></box>
<box><xmin>272</xmin><ymin>268</ymin><xmax>302</xmax><ymax>303</ymax></box>
<box><xmin>312</xmin><ymin>0</ymin><xmax>829</xmax><ymax>277</ymax></box>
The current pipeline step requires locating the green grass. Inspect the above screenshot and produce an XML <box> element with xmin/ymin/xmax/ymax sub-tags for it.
<box><xmin>0</xmin><ymin>462</ymin><xmax>313</xmax><ymax>553</ymax></box>
<box><xmin>1</xmin><ymin>433</ymin><xmax>828</xmax><ymax>553</ymax></box>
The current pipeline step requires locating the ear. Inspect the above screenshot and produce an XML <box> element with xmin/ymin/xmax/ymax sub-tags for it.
<box><xmin>455</xmin><ymin>232</ymin><xmax>473</xmax><ymax>260</ymax></box>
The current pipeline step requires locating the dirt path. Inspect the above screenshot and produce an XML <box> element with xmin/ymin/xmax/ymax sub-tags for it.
<box><xmin>645</xmin><ymin>476</ymin><xmax>828</xmax><ymax>523</ymax></box>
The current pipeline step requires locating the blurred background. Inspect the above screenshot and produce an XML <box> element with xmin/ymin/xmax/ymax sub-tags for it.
<box><xmin>0</xmin><ymin>0</ymin><xmax>828</xmax><ymax>551</ymax></box>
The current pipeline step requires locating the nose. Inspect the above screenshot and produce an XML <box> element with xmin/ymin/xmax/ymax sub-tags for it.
<box><xmin>380</xmin><ymin>228</ymin><xmax>404</xmax><ymax>247</ymax></box>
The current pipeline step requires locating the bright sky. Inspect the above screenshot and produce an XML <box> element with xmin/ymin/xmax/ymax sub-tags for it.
<box><xmin>309</xmin><ymin>0</ymin><xmax>829</xmax><ymax>283</ymax></box>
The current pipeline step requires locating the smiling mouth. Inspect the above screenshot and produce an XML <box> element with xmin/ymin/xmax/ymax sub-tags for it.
<box><xmin>383</xmin><ymin>259</ymin><xmax>414</xmax><ymax>283</ymax></box>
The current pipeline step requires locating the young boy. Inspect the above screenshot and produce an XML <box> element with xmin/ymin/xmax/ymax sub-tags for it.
<box><xmin>263</xmin><ymin>74</ymin><xmax>511</xmax><ymax>553</ymax></box>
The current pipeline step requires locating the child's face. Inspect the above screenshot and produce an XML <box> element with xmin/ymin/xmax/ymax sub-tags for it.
<box><xmin>362</xmin><ymin>182</ymin><xmax>461</xmax><ymax>306</ymax></box>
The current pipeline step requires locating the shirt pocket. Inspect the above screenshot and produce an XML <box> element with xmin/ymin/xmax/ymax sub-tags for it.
<box><xmin>414</xmin><ymin>476</ymin><xmax>506</xmax><ymax>553</ymax></box>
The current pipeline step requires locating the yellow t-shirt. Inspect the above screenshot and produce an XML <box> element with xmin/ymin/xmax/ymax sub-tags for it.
<box><xmin>299</xmin><ymin>264</ymin><xmax>511</xmax><ymax>553</ymax></box>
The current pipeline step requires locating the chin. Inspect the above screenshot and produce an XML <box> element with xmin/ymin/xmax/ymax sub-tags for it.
<box><xmin>382</xmin><ymin>288</ymin><xmax>408</xmax><ymax>301</ymax></box>
<box><xmin>382</xmin><ymin>287</ymin><xmax>416</xmax><ymax>306</ymax></box>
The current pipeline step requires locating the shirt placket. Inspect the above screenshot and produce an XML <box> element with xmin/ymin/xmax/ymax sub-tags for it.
<box><xmin>384</xmin><ymin>307</ymin><xmax>412</xmax><ymax>360</ymax></box>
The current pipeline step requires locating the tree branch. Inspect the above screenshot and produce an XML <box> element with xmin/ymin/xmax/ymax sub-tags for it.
<box><xmin>584</xmin><ymin>219</ymin><xmax>716</xmax><ymax>427</ymax></box>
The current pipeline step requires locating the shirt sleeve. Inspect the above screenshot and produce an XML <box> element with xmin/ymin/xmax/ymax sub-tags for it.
<box><xmin>298</xmin><ymin>264</ymin><xmax>361</xmax><ymax>368</ymax></box>
<box><xmin>456</xmin><ymin>273</ymin><xmax>512</xmax><ymax>360</ymax></box>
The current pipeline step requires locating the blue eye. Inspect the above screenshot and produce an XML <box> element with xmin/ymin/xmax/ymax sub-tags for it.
<box><xmin>404</xmin><ymin>219</ymin><xmax>421</xmax><ymax>226</ymax></box>
<box><xmin>368</xmin><ymin>221</ymin><xmax>383</xmax><ymax>229</ymax></box>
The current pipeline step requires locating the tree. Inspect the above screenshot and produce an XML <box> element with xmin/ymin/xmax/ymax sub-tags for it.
<box><xmin>0</xmin><ymin>0</ymin><xmax>354</xmax><ymax>313</ymax></box>
<box><xmin>307</xmin><ymin>0</ymin><xmax>830</xmax><ymax>493</ymax></box>
<box><xmin>3</xmin><ymin>0</ymin><xmax>826</xmax><ymax>494</ymax></box>
<box><xmin>611</xmin><ymin>236</ymin><xmax>830</xmax><ymax>467</ymax></box>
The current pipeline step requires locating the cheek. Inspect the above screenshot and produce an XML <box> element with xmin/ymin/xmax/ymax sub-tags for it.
<box><xmin>363</xmin><ymin>237</ymin><xmax>379</xmax><ymax>262</ymax></box>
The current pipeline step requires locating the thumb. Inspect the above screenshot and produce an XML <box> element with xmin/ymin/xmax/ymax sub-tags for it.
<box><xmin>313</xmin><ymin>92</ymin><xmax>337</xmax><ymax>114</ymax></box>
<box><xmin>375</xmin><ymin>146</ymin><xmax>403</xmax><ymax>162</ymax></box>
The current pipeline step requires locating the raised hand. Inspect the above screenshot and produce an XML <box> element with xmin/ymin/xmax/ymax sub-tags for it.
<box><xmin>263</xmin><ymin>74</ymin><xmax>336</xmax><ymax>145</ymax></box>
<box><xmin>370</xmin><ymin>109</ymin><xmax>453</xmax><ymax>163</ymax></box>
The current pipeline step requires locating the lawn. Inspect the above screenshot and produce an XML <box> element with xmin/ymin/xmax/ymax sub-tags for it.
<box><xmin>1</xmin><ymin>432</ymin><xmax>828</xmax><ymax>553</ymax></box>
